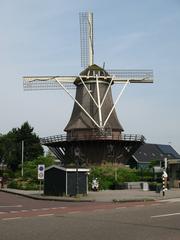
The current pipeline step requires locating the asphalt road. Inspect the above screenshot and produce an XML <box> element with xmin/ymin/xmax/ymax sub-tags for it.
<box><xmin>1</xmin><ymin>192</ymin><xmax>180</xmax><ymax>240</ymax></box>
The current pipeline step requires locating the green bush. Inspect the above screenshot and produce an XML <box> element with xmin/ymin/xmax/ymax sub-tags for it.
<box><xmin>136</xmin><ymin>168</ymin><xmax>154</xmax><ymax>181</ymax></box>
<box><xmin>6</xmin><ymin>155</ymin><xmax>54</xmax><ymax>190</ymax></box>
<box><xmin>149</xmin><ymin>182</ymin><xmax>162</xmax><ymax>191</ymax></box>
<box><xmin>7</xmin><ymin>179</ymin><xmax>19</xmax><ymax>189</ymax></box>
<box><xmin>117</xmin><ymin>168</ymin><xmax>140</xmax><ymax>182</ymax></box>
<box><xmin>89</xmin><ymin>165</ymin><xmax>141</xmax><ymax>190</ymax></box>
<box><xmin>23</xmin><ymin>155</ymin><xmax>54</xmax><ymax>181</ymax></box>
<box><xmin>7</xmin><ymin>178</ymin><xmax>39</xmax><ymax>190</ymax></box>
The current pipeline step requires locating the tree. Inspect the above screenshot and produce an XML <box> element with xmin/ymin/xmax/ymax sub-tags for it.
<box><xmin>16</xmin><ymin>122</ymin><xmax>44</xmax><ymax>162</ymax></box>
<box><xmin>23</xmin><ymin>155</ymin><xmax>55</xmax><ymax>180</ymax></box>
<box><xmin>0</xmin><ymin>131</ymin><xmax>18</xmax><ymax>171</ymax></box>
<box><xmin>0</xmin><ymin>122</ymin><xmax>44</xmax><ymax>171</ymax></box>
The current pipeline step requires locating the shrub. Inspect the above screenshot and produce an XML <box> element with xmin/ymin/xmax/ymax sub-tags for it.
<box><xmin>89</xmin><ymin>165</ymin><xmax>141</xmax><ymax>190</ymax></box>
<box><xmin>117</xmin><ymin>168</ymin><xmax>140</xmax><ymax>182</ymax></box>
<box><xmin>6</xmin><ymin>155</ymin><xmax>54</xmax><ymax>190</ymax></box>
<box><xmin>7</xmin><ymin>178</ymin><xmax>39</xmax><ymax>190</ymax></box>
<box><xmin>149</xmin><ymin>182</ymin><xmax>162</xmax><ymax>191</ymax></box>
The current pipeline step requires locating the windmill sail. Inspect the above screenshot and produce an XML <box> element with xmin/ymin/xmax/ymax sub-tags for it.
<box><xmin>107</xmin><ymin>69</ymin><xmax>153</xmax><ymax>83</ymax></box>
<box><xmin>23</xmin><ymin>76</ymin><xmax>76</xmax><ymax>90</ymax></box>
<box><xmin>79</xmin><ymin>12</ymin><xmax>94</xmax><ymax>68</ymax></box>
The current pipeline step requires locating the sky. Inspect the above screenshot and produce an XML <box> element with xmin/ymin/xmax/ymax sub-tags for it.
<box><xmin>0</xmin><ymin>0</ymin><xmax>180</xmax><ymax>153</ymax></box>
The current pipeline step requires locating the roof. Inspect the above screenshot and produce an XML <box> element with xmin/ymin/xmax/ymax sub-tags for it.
<box><xmin>45</xmin><ymin>165</ymin><xmax>90</xmax><ymax>172</ymax></box>
<box><xmin>74</xmin><ymin>64</ymin><xmax>111</xmax><ymax>85</ymax></box>
<box><xmin>133</xmin><ymin>143</ymin><xmax>180</xmax><ymax>163</ymax></box>
<box><xmin>79</xmin><ymin>64</ymin><xmax>109</xmax><ymax>77</ymax></box>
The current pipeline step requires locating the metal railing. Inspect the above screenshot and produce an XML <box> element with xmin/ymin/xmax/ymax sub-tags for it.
<box><xmin>40</xmin><ymin>133</ymin><xmax>145</xmax><ymax>145</ymax></box>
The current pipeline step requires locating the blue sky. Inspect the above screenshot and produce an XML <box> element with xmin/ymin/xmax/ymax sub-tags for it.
<box><xmin>0</xmin><ymin>0</ymin><xmax>180</xmax><ymax>153</ymax></box>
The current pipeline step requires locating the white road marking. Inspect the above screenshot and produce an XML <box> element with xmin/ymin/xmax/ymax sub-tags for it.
<box><xmin>135</xmin><ymin>204</ymin><xmax>145</xmax><ymax>207</ymax></box>
<box><xmin>20</xmin><ymin>210</ymin><xmax>29</xmax><ymax>212</ymax></box>
<box><xmin>151</xmin><ymin>212</ymin><xmax>180</xmax><ymax>218</ymax></box>
<box><xmin>0</xmin><ymin>205</ymin><xmax>22</xmax><ymax>208</ymax></box>
<box><xmin>68</xmin><ymin>211</ymin><xmax>81</xmax><ymax>214</ymax></box>
<box><xmin>0</xmin><ymin>212</ymin><xmax>6</xmax><ymax>214</ymax></box>
<box><xmin>32</xmin><ymin>209</ymin><xmax>38</xmax><ymax>211</ymax></box>
<box><xmin>10</xmin><ymin>211</ymin><xmax>19</xmax><ymax>213</ymax></box>
<box><xmin>117</xmin><ymin>206</ymin><xmax>127</xmax><ymax>209</ymax></box>
<box><xmin>51</xmin><ymin>207</ymin><xmax>67</xmax><ymax>210</ymax></box>
<box><xmin>38</xmin><ymin>214</ymin><xmax>54</xmax><ymax>217</ymax></box>
<box><xmin>93</xmin><ymin>209</ymin><xmax>105</xmax><ymax>212</ymax></box>
<box><xmin>151</xmin><ymin>203</ymin><xmax>161</xmax><ymax>206</ymax></box>
<box><xmin>2</xmin><ymin>217</ymin><xmax>22</xmax><ymax>221</ymax></box>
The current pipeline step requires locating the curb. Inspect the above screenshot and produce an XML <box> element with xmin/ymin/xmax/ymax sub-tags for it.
<box><xmin>0</xmin><ymin>189</ymin><xmax>95</xmax><ymax>202</ymax></box>
<box><xmin>0</xmin><ymin>189</ymin><xmax>159</xmax><ymax>203</ymax></box>
<box><xmin>112</xmin><ymin>198</ymin><xmax>156</xmax><ymax>203</ymax></box>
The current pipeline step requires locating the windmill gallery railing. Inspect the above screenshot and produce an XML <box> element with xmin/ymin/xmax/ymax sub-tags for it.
<box><xmin>40</xmin><ymin>133</ymin><xmax>146</xmax><ymax>145</ymax></box>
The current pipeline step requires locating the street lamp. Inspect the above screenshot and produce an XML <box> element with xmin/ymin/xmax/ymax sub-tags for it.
<box><xmin>74</xmin><ymin>146</ymin><xmax>80</xmax><ymax>196</ymax></box>
<box><xmin>21</xmin><ymin>140</ymin><xmax>24</xmax><ymax>177</ymax></box>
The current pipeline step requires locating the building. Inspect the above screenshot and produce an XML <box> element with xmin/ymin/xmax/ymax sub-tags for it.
<box><xmin>168</xmin><ymin>159</ymin><xmax>180</xmax><ymax>188</ymax></box>
<box><xmin>128</xmin><ymin>143</ymin><xmax>180</xmax><ymax>169</ymax></box>
<box><xmin>44</xmin><ymin>165</ymin><xmax>90</xmax><ymax>196</ymax></box>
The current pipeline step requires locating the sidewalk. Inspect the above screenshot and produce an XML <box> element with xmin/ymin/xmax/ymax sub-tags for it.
<box><xmin>2</xmin><ymin>188</ymin><xmax>180</xmax><ymax>202</ymax></box>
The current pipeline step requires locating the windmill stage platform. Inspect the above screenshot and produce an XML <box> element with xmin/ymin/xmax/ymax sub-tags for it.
<box><xmin>41</xmin><ymin>133</ymin><xmax>145</xmax><ymax>165</ymax></box>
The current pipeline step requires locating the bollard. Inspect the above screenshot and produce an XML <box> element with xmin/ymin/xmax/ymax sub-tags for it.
<box><xmin>162</xmin><ymin>170</ymin><xmax>168</xmax><ymax>197</ymax></box>
<box><xmin>162</xmin><ymin>176</ymin><xmax>165</xmax><ymax>197</ymax></box>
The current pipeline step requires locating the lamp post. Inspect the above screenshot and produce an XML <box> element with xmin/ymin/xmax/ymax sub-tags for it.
<box><xmin>21</xmin><ymin>140</ymin><xmax>24</xmax><ymax>177</ymax></box>
<box><xmin>74</xmin><ymin>146</ymin><xmax>80</xmax><ymax>196</ymax></box>
<box><xmin>0</xmin><ymin>159</ymin><xmax>5</xmax><ymax>188</ymax></box>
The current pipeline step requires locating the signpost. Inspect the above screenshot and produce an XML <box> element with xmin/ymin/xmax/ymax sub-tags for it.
<box><xmin>38</xmin><ymin>164</ymin><xmax>45</xmax><ymax>192</ymax></box>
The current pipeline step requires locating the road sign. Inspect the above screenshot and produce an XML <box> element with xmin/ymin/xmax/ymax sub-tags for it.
<box><xmin>38</xmin><ymin>164</ymin><xmax>45</xmax><ymax>180</ymax></box>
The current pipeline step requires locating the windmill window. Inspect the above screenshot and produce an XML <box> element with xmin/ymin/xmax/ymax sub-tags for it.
<box><xmin>152</xmin><ymin>153</ymin><xmax>156</xmax><ymax>157</ymax></box>
<box><xmin>144</xmin><ymin>153</ymin><xmax>147</xmax><ymax>156</ymax></box>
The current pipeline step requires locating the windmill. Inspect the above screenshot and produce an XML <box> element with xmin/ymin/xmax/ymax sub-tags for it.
<box><xmin>23</xmin><ymin>12</ymin><xmax>153</xmax><ymax>166</ymax></box>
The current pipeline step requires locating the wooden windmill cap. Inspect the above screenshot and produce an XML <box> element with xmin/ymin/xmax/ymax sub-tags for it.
<box><xmin>74</xmin><ymin>64</ymin><xmax>112</xmax><ymax>85</ymax></box>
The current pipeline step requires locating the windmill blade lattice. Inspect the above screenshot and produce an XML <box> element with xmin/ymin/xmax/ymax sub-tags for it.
<box><xmin>107</xmin><ymin>69</ymin><xmax>153</xmax><ymax>83</ymax></box>
<box><xmin>79</xmin><ymin>12</ymin><xmax>94</xmax><ymax>69</ymax></box>
<box><xmin>23</xmin><ymin>76</ymin><xmax>76</xmax><ymax>90</ymax></box>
